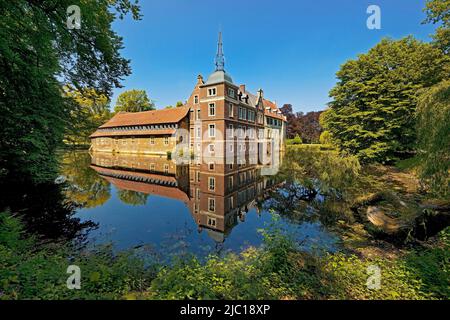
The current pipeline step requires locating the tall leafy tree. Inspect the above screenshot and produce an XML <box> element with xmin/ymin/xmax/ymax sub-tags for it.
<box><xmin>0</xmin><ymin>0</ymin><xmax>141</xmax><ymax>183</ymax></box>
<box><xmin>296</xmin><ymin>111</ymin><xmax>323</xmax><ymax>143</ymax></box>
<box><xmin>64</xmin><ymin>87</ymin><xmax>112</xmax><ymax>145</ymax></box>
<box><xmin>416</xmin><ymin>80</ymin><xmax>450</xmax><ymax>198</ymax></box>
<box><xmin>321</xmin><ymin>37</ymin><xmax>449</xmax><ymax>162</ymax></box>
<box><xmin>114</xmin><ymin>89</ymin><xmax>155</xmax><ymax>113</ymax></box>
<box><xmin>423</xmin><ymin>0</ymin><xmax>450</xmax><ymax>54</ymax></box>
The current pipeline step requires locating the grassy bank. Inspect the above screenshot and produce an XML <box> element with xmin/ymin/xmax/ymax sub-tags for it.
<box><xmin>1</xmin><ymin>212</ymin><xmax>448</xmax><ymax>300</ymax></box>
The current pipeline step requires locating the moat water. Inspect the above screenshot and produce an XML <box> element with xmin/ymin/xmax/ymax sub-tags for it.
<box><xmin>7</xmin><ymin>150</ymin><xmax>340</xmax><ymax>260</ymax></box>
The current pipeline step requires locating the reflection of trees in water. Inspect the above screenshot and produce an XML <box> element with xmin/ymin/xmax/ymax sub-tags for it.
<box><xmin>0</xmin><ymin>181</ymin><xmax>98</xmax><ymax>244</ymax></box>
<box><xmin>265</xmin><ymin>148</ymin><xmax>362</xmax><ymax>227</ymax></box>
<box><xmin>60</xmin><ymin>151</ymin><xmax>111</xmax><ymax>208</ymax></box>
<box><xmin>116</xmin><ymin>189</ymin><xmax>148</xmax><ymax>206</ymax></box>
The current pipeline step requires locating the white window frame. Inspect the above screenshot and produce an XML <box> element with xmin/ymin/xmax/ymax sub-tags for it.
<box><xmin>207</xmin><ymin>87</ymin><xmax>217</xmax><ymax>97</ymax></box>
<box><xmin>208</xmin><ymin>124</ymin><xmax>216</xmax><ymax>138</ymax></box>
<box><xmin>208</xmin><ymin>103</ymin><xmax>215</xmax><ymax>116</ymax></box>
<box><xmin>208</xmin><ymin>177</ymin><xmax>215</xmax><ymax>191</ymax></box>
<box><xmin>208</xmin><ymin>198</ymin><xmax>216</xmax><ymax>212</ymax></box>
<box><xmin>207</xmin><ymin>216</ymin><xmax>216</xmax><ymax>227</ymax></box>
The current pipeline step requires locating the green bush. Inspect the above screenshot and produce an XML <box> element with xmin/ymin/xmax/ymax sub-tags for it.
<box><xmin>0</xmin><ymin>212</ymin><xmax>153</xmax><ymax>300</ymax></box>
<box><xmin>1</xmin><ymin>211</ymin><xmax>448</xmax><ymax>300</ymax></box>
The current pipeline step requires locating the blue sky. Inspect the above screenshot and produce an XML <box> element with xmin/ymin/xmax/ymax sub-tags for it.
<box><xmin>111</xmin><ymin>0</ymin><xmax>437</xmax><ymax>113</ymax></box>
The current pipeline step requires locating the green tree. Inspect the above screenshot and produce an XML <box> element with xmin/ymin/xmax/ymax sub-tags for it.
<box><xmin>416</xmin><ymin>80</ymin><xmax>450</xmax><ymax>197</ymax></box>
<box><xmin>423</xmin><ymin>0</ymin><xmax>450</xmax><ymax>54</ymax></box>
<box><xmin>64</xmin><ymin>87</ymin><xmax>112</xmax><ymax>146</ymax></box>
<box><xmin>319</xmin><ymin>131</ymin><xmax>333</xmax><ymax>146</ymax></box>
<box><xmin>0</xmin><ymin>0</ymin><xmax>141</xmax><ymax>184</ymax></box>
<box><xmin>321</xmin><ymin>37</ymin><xmax>449</xmax><ymax>162</ymax></box>
<box><xmin>117</xmin><ymin>189</ymin><xmax>148</xmax><ymax>206</ymax></box>
<box><xmin>292</xmin><ymin>135</ymin><xmax>303</xmax><ymax>145</ymax></box>
<box><xmin>114</xmin><ymin>89</ymin><xmax>155</xmax><ymax>113</ymax></box>
<box><xmin>176</xmin><ymin>101</ymin><xmax>184</xmax><ymax>107</ymax></box>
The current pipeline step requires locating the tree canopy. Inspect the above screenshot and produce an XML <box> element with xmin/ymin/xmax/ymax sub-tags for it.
<box><xmin>423</xmin><ymin>0</ymin><xmax>450</xmax><ymax>54</ymax></box>
<box><xmin>0</xmin><ymin>0</ymin><xmax>141</xmax><ymax>183</ymax></box>
<box><xmin>280</xmin><ymin>104</ymin><xmax>323</xmax><ymax>143</ymax></box>
<box><xmin>416</xmin><ymin>80</ymin><xmax>450</xmax><ymax>198</ymax></box>
<box><xmin>64</xmin><ymin>87</ymin><xmax>112</xmax><ymax>145</ymax></box>
<box><xmin>114</xmin><ymin>89</ymin><xmax>155</xmax><ymax>113</ymax></box>
<box><xmin>320</xmin><ymin>37</ymin><xmax>449</xmax><ymax>162</ymax></box>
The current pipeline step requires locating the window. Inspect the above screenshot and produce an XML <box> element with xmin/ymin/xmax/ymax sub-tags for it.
<box><xmin>228</xmin><ymin>196</ymin><xmax>234</xmax><ymax>210</ymax></box>
<box><xmin>227</xmin><ymin>124</ymin><xmax>234</xmax><ymax>138</ymax></box>
<box><xmin>196</xmin><ymin>188</ymin><xmax>200</xmax><ymax>198</ymax></box>
<box><xmin>197</xmin><ymin>109</ymin><xmax>201</xmax><ymax>120</ymax></box>
<box><xmin>227</xmin><ymin>88</ymin><xmax>235</xmax><ymax>98</ymax></box>
<box><xmin>150</xmin><ymin>137</ymin><xmax>155</xmax><ymax>145</ymax></box>
<box><xmin>228</xmin><ymin>176</ymin><xmax>233</xmax><ymax>189</ymax></box>
<box><xmin>248</xmin><ymin>110</ymin><xmax>255</xmax><ymax>122</ymax></box>
<box><xmin>164</xmin><ymin>164</ymin><xmax>169</xmax><ymax>174</ymax></box>
<box><xmin>208</xmin><ymin>177</ymin><xmax>215</xmax><ymax>191</ymax></box>
<box><xmin>209</xmin><ymin>162</ymin><xmax>215</xmax><ymax>171</ymax></box>
<box><xmin>196</xmin><ymin>171</ymin><xmax>201</xmax><ymax>182</ymax></box>
<box><xmin>209</xmin><ymin>103</ymin><xmax>215</xmax><ymax>116</ymax></box>
<box><xmin>207</xmin><ymin>87</ymin><xmax>216</xmax><ymax>96</ymax></box>
<box><xmin>228</xmin><ymin>163</ymin><xmax>233</xmax><ymax>170</ymax></box>
<box><xmin>208</xmin><ymin>198</ymin><xmax>215</xmax><ymax>212</ymax></box>
<box><xmin>209</xmin><ymin>144</ymin><xmax>215</xmax><ymax>153</ymax></box>
<box><xmin>209</xmin><ymin>124</ymin><xmax>215</xmax><ymax>137</ymax></box>
<box><xmin>228</xmin><ymin>103</ymin><xmax>233</xmax><ymax>117</ymax></box>
<box><xmin>228</xmin><ymin>143</ymin><xmax>233</xmax><ymax>152</ymax></box>
<box><xmin>164</xmin><ymin>136</ymin><xmax>169</xmax><ymax>145</ymax></box>
<box><xmin>196</xmin><ymin>127</ymin><xmax>201</xmax><ymax>138</ymax></box>
<box><xmin>150</xmin><ymin>163</ymin><xmax>155</xmax><ymax>171</ymax></box>
<box><xmin>207</xmin><ymin>217</ymin><xmax>216</xmax><ymax>227</ymax></box>
<box><xmin>194</xmin><ymin>95</ymin><xmax>199</xmax><ymax>104</ymax></box>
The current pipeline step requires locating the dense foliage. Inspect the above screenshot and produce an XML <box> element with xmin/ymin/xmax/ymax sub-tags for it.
<box><xmin>114</xmin><ymin>89</ymin><xmax>155</xmax><ymax>113</ymax></box>
<box><xmin>416</xmin><ymin>80</ymin><xmax>450</xmax><ymax>197</ymax></box>
<box><xmin>320</xmin><ymin>37</ymin><xmax>449</xmax><ymax>163</ymax></box>
<box><xmin>423</xmin><ymin>0</ymin><xmax>450</xmax><ymax>54</ymax></box>
<box><xmin>280</xmin><ymin>104</ymin><xmax>323</xmax><ymax>143</ymax></box>
<box><xmin>64</xmin><ymin>87</ymin><xmax>112</xmax><ymax>146</ymax></box>
<box><xmin>0</xmin><ymin>0</ymin><xmax>140</xmax><ymax>183</ymax></box>
<box><xmin>1</xmin><ymin>211</ymin><xmax>448</xmax><ymax>300</ymax></box>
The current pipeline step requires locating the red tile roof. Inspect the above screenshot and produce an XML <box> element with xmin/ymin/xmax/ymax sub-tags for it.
<box><xmin>90</xmin><ymin>129</ymin><xmax>176</xmax><ymax>138</ymax></box>
<box><xmin>90</xmin><ymin>165</ymin><xmax>177</xmax><ymax>184</ymax></box>
<box><xmin>105</xmin><ymin>176</ymin><xmax>189</xmax><ymax>203</ymax></box>
<box><xmin>99</xmin><ymin>106</ymin><xmax>190</xmax><ymax>128</ymax></box>
<box><xmin>263</xmin><ymin>99</ymin><xmax>286</xmax><ymax>121</ymax></box>
<box><xmin>90</xmin><ymin>166</ymin><xmax>190</xmax><ymax>202</ymax></box>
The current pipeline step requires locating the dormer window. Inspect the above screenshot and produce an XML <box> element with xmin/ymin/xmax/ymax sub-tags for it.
<box><xmin>227</xmin><ymin>88</ymin><xmax>235</xmax><ymax>98</ymax></box>
<box><xmin>207</xmin><ymin>87</ymin><xmax>217</xmax><ymax>96</ymax></box>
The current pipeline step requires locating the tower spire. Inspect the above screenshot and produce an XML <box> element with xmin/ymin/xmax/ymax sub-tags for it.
<box><xmin>214</xmin><ymin>31</ymin><xmax>225</xmax><ymax>71</ymax></box>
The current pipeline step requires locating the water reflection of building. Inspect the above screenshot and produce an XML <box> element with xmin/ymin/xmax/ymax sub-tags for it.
<box><xmin>90</xmin><ymin>152</ymin><xmax>281</xmax><ymax>242</ymax></box>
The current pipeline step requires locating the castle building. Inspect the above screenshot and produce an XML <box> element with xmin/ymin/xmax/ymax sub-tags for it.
<box><xmin>90</xmin><ymin>32</ymin><xmax>287</xmax><ymax>159</ymax></box>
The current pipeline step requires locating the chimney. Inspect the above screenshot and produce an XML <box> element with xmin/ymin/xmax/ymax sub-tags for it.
<box><xmin>239</xmin><ymin>84</ymin><xmax>246</xmax><ymax>93</ymax></box>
